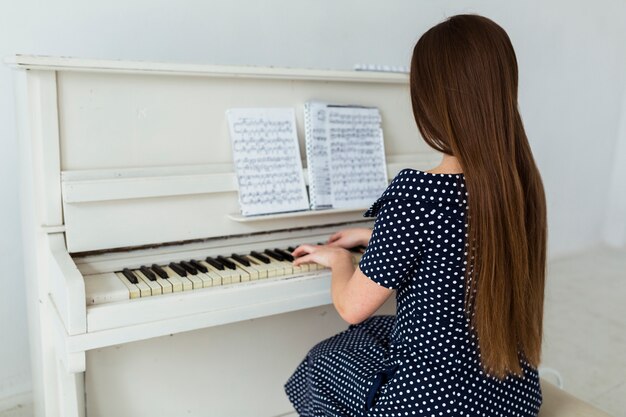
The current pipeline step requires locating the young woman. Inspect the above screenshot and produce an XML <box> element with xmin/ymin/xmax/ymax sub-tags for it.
<box><xmin>284</xmin><ymin>13</ymin><xmax>547</xmax><ymax>417</ymax></box>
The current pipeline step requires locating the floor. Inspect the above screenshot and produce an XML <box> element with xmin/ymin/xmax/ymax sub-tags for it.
<box><xmin>540</xmin><ymin>243</ymin><xmax>625</xmax><ymax>416</ymax></box>
<box><xmin>1</xmin><ymin>243</ymin><xmax>624</xmax><ymax>417</ymax></box>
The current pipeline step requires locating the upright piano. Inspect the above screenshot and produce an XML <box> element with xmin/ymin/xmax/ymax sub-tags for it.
<box><xmin>8</xmin><ymin>55</ymin><xmax>441</xmax><ymax>417</ymax></box>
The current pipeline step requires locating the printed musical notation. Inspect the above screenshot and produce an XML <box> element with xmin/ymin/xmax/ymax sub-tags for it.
<box><xmin>227</xmin><ymin>108</ymin><xmax>309</xmax><ymax>216</ymax></box>
<box><xmin>303</xmin><ymin>102</ymin><xmax>332</xmax><ymax>209</ymax></box>
<box><xmin>327</xmin><ymin>106</ymin><xmax>388</xmax><ymax>208</ymax></box>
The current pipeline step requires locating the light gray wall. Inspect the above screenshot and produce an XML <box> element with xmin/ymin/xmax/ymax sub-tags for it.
<box><xmin>1</xmin><ymin>0</ymin><xmax>625</xmax><ymax>402</ymax></box>
<box><xmin>604</xmin><ymin>82</ymin><xmax>626</xmax><ymax>247</ymax></box>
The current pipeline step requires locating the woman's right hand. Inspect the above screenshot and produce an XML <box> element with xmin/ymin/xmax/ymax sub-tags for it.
<box><xmin>326</xmin><ymin>228</ymin><xmax>372</xmax><ymax>249</ymax></box>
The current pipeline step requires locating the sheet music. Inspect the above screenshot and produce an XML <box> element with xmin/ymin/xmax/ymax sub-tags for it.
<box><xmin>226</xmin><ymin>108</ymin><xmax>310</xmax><ymax>216</ymax></box>
<box><xmin>303</xmin><ymin>102</ymin><xmax>332</xmax><ymax>209</ymax></box>
<box><xmin>327</xmin><ymin>106</ymin><xmax>388</xmax><ymax>208</ymax></box>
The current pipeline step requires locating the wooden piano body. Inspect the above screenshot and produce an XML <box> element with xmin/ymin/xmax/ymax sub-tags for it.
<box><xmin>8</xmin><ymin>55</ymin><xmax>442</xmax><ymax>417</ymax></box>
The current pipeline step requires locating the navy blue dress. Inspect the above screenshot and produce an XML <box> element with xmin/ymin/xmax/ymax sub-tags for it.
<box><xmin>284</xmin><ymin>168</ymin><xmax>542</xmax><ymax>416</ymax></box>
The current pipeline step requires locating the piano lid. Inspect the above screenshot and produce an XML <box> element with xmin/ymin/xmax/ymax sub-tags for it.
<box><xmin>11</xmin><ymin>55</ymin><xmax>441</xmax><ymax>253</ymax></box>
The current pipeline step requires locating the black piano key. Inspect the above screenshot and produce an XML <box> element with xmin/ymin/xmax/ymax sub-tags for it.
<box><xmin>231</xmin><ymin>253</ymin><xmax>251</xmax><ymax>267</ymax></box>
<box><xmin>287</xmin><ymin>246</ymin><xmax>297</xmax><ymax>253</ymax></box>
<box><xmin>151</xmin><ymin>264</ymin><xmax>169</xmax><ymax>279</ymax></box>
<box><xmin>190</xmin><ymin>260</ymin><xmax>208</xmax><ymax>273</ymax></box>
<box><xmin>122</xmin><ymin>268</ymin><xmax>139</xmax><ymax>284</ymax></box>
<box><xmin>205</xmin><ymin>256</ymin><xmax>224</xmax><ymax>270</ymax></box>
<box><xmin>139</xmin><ymin>266</ymin><xmax>157</xmax><ymax>281</ymax></box>
<box><xmin>274</xmin><ymin>248</ymin><xmax>294</xmax><ymax>262</ymax></box>
<box><xmin>264</xmin><ymin>249</ymin><xmax>284</xmax><ymax>261</ymax></box>
<box><xmin>250</xmin><ymin>251</ymin><xmax>271</xmax><ymax>264</ymax></box>
<box><xmin>216</xmin><ymin>255</ymin><xmax>237</xmax><ymax>270</ymax></box>
<box><xmin>169</xmin><ymin>262</ymin><xmax>187</xmax><ymax>277</ymax></box>
<box><xmin>180</xmin><ymin>261</ymin><xmax>198</xmax><ymax>275</ymax></box>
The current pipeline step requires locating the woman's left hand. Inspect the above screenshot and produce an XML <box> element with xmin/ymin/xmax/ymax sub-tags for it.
<box><xmin>291</xmin><ymin>244</ymin><xmax>352</xmax><ymax>268</ymax></box>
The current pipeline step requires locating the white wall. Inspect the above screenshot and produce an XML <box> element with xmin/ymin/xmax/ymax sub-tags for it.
<box><xmin>1</xmin><ymin>0</ymin><xmax>625</xmax><ymax>403</ymax></box>
<box><xmin>604</xmin><ymin>83</ymin><xmax>626</xmax><ymax>247</ymax></box>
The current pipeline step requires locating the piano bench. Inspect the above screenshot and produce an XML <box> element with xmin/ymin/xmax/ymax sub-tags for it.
<box><xmin>538</xmin><ymin>378</ymin><xmax>611</xmax><ymax>417</ymax></box>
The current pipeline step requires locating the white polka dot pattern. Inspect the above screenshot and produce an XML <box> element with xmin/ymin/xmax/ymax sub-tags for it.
<box><xmin>285</xmin><ymin>168</ymin><xmax>543</xmax><ymax>416</ymax></box>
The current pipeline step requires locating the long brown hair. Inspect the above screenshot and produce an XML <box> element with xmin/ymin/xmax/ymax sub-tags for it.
<box><xmin>409</xmin><ymin>14</ymin><xmax>547</xmax><ymax>379</ymax></box>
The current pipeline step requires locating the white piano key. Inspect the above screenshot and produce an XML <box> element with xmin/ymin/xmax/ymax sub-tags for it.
<box><xmin>230</xmin><ymin>262</ymin><xmax>251</xmax><ymax>282</ymax></box>
<box><xmin>193</xmin><ymin>271</ymin><xmax>214</xmax><ymax>288</ymax></box>
<box><xmin>291</xmin><ymin>262</ymin><xmax>306</xmax><ymax>275</ymax></box>
<box><xmin>155</xmin><ymin>275</ymin><xmax>173</xmax><ymax>294</ymax></box>
<box><xmin>271</xmin><ymin>263</ymin><xmax>287</xmax><ymax>276</ymax></box>
<box><xmin>202</xmin><ymin>262</ymin><xmax>227</xmax><ymax>286</ymax></box>
<box><xmin>169</xmin><ymin>265</ymin><xmax>194</xmax><ymax>291</ymax></box>
<box><xmin>147</xmin><ymin>265</ymin><xmax>174</xmax><ymax>293</ymax></box>
<box><xmin>242</xmin><ymin>255</ymin><xmax>271</xmax><ymax>278</ymax></box>
<box><xmin>283</xmin><ymin>247</ymin><xmax>309</xmax><ymax>272</ymax></box>
<box><xmin>280</xmin><ymin>248</ymin><xmax>309</xmax><ymax>272</ymax></box>
<box><xmin>218</xmin><ymin>259</ymin><xmax>244</xmax><ymax>283</ymax></box>
<box><xmin>224</xmin><ymin>268</ymin><xmax>242</xmax><ymax>283</ymax></box>
<box><xmin>229</xmin><ymin>258</ymin><xmax>260</xmax><ymax>280</ymax></box>
<box><xmin>183</xmin><ymin>261</ymin><xmax>215</xmax><ymax>287</ymax></box>
<box><xmin>279</xmin><ymin>259</ymin><xmax>294</xmax><ymax>274</ymax></box>
<box><xmin>115</xmin><ymin>272</ymin><xmax>144</xmax><ymax>299</ymax></box>
<box><xmin>259</xmin><ymin>255</ymin><xmax>286</xmax><ymax>276</ymax></box>
<box><xmin>135</xmin><ymin>277</ymin><xmax>152</xmax><ymax>297</ymax></box>
<box><xmin>264</xmin><ymin>251</ymin><xmax>294</xmax><ymax>275</ymax></box>
<box><xmin>191</xmin><ymin>261</ymin><xmax>222</xmax><ymax>288</ymax></box>
<box><xmin>268</xmin><ymin>256</ymin><xmax>293</xmax><ymax>274</ymax></box>
<box><xmin>85</xmin><ymin>273</ymin><xmax>130</xmax><ymax>305</ymax></box>
<box><xmin>318</xmin><ymin>263</ymin><xmax>330</xmax><ymax>271</ymax></box>
<box><xmin>135</xmin><ymin>270</ymin><xmax>163</xmax><ymax>296</ymax></box>
<box><xmin>179</xmin><ymin>275</ymin><xmax>194</xmax><ymax>291</ymax></box>
<box><xmin>201</xmin><ymin>261</ymin><xmax>237</xmax><ymax>285</ymax></box>
<box><xmin>202</xmin><ymin>269</ymin><xmax>222</xmax><ymax>287</ymax></box>
<box><xmin>161</xmin><ymin>266</ymin><xmax>185</xmax><ymax>292</ymax></box>
<box><xmin>183</xmin><ymin>271</ymin><xmax>204</xmax><ymax>290</ymax></box>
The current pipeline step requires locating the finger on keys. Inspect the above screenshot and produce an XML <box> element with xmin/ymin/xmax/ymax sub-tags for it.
<box><xmin>291</xmin><ymin>244</ymin><xmax>316</xmax><ymax>258</ymax></box>
<box><xmin>293</xmin><ymin>253</ymin><xmax>314</xmax><ymax>266</ymax></box>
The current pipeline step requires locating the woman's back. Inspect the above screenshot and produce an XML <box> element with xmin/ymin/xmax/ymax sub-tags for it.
<box><xmin>356</xmin><ymin>168</ymin><xmax>542</xmax><ymax>416</ymax></box>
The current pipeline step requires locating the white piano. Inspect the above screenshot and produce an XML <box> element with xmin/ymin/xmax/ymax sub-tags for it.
<box><xmin>8</xmin><ymin>55</ymin><xmax>442</xmax><ymax>417</ymax></box>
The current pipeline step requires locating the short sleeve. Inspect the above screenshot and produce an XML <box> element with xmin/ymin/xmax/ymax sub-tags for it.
<box><xmin>358</xmin><ymin>198</ymin><xmax>425</xmax><ymax>289</ymax></box>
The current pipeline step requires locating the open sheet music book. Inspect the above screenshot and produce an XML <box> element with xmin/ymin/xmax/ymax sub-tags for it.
<box><xmin>304</xmin><ymin>102</ymin><xmax>388</xmax><ymax>210</ymax></box>
<box><xmin>326</xmin><ymin>105</ymin><xmax>388</xmax><ymax>208</ymax></box>
<box><xmin>227</xmin><ymin>104</ymin><xmax>388</xmax><ymax>217</ymax></box>
<box><xmin>226</xmin><ymin>108</ymin><xmax>310</xmax><ymax>216</ymax></box>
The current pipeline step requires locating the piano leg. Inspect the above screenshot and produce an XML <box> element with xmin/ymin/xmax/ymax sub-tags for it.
<box><xmin>56</xmin><ymin>359</ymin><xmax>85</xmax><ymax>417</ymax></box>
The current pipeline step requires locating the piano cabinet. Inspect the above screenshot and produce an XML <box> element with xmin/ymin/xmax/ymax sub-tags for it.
<box><xmin>8</xmin><ymin>55</ymin><xmax>441</xmax><ymax>417</ymax></box>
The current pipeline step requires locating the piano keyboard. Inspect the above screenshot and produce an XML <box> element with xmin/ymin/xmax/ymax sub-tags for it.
<box><xmin>85</xmin><ymin>245</ymin><xmax>366</xmax><ymax>305</ymax></box>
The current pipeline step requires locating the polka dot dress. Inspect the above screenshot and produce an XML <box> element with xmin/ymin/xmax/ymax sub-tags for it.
<box><xmin>284</xmin><ymin>168</ymin><xmax>542</xmax><ymax>416</ymax></box>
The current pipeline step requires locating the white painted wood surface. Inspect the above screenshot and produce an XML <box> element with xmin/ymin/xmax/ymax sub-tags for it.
<box><xmin>15</xmin><ymin>69</ymin><xmax>63</xmax><ymax>417</ymax></box>
<box><xmin>46</xmin><ymin>62</ymin><xmax>434</xmax><ymax>252</ymax></box>
<box><xmin>84</xmin><ymin>302</ymin><xmax>396</xmax><ymax>417</ymax></box>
